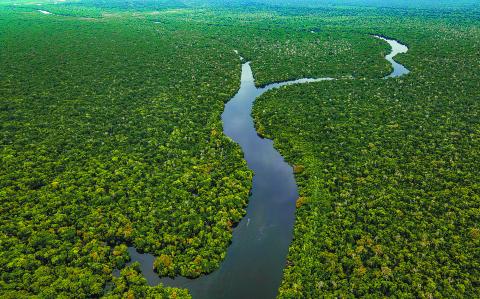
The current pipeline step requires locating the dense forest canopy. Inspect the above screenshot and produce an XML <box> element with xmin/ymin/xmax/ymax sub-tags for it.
<box><xmin>0</xmin><ymin>7</ymin><xmax>252</xmax><ymax>298</ymax></box>
<box><xmin>0</xmin><ymin>0</ymin><xmax>479</xmax><ymax>298</ymax></box>
<box><xmin>184</xmin><ymin>0</ymin><xmax>480</xmax><ymax>9</ymax></box>
<box><xmin>253</xmin><ymin>10</ymin><xmax>480</xmax><ymax>299</ymax></box>
<box><xmin>3</xmin><ymin>0</ymin><xmax>480</xmax><ymax>10</ymax></box>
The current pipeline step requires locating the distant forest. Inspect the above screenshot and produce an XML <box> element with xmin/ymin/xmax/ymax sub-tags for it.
<box><xmin>50</xmin><ymin>0</ymin><xmax>480</xmax><ymax>10</ymax></box>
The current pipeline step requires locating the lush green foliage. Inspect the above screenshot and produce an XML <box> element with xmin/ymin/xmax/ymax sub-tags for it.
<box><xmin>1</xmin><ymin>5</ymin><xmax>388</xmax><ymax>297</ymax></box>
<box><xmin>184</xmin><ymin>0</ymin><xmax>480</xmax><ymax>10</ymax></box>
<box><xmin>142</xmin><ymin>8</ymin><xmax>391</xmax><ymax>86</ymax></box>
<box><xmin>253</xmin><ymin>13</ymin><xmax>480</xmax><ymax>298</ymax></box>
<box><xmin>0</xmin><ymin>9</ymin><xmax>251</xmax><ymax>297</ymax></box>
<box><xmin>2</xmin><ymin>2</ymin><xmax>479</xmax><ymax>298</ymax></box>
<box><xmin>105</xmin><ymin>263</ymin><xmax>190</xmax><ymax>298</ymax></box>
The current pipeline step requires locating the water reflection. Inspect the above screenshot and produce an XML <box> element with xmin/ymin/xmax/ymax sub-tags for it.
<box><xmin>126</xmin><ymin>62</ymin><xmax>331</xmax><ymax>299</ymax></box>
<box><xmin>157</xmin><ymin>63</ymin><xmax>332</xmax><ymax>299</ymax></box>
<box><xmin>375</xmin><ymin>35</ymin><xmax>410</xmax><ymax>78</ymax></box>
<box><xmin>126</xmin><ymin>35</ymin><xmax>410</xmax><ymax>299</ymax></box>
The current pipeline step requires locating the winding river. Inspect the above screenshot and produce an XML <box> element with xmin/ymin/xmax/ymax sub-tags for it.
<box><xmin>38</xmin><ymin>10</ymin><xmax>52</xmax><ymax>15</ymax></box>
<box><xmin>375</xmin><ymin>35</ymin><xmax>410</xmax><ymax>78</ymax></box>
<box><xmin>127</xmin><ymin>35</ymin><xmax>410</xmax><ymax>298</ymax></box>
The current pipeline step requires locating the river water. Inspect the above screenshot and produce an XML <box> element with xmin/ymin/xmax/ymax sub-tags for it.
<box><xmin>38</xmin><ymin>10</ymin><xmax>52</xmax><ymax>15</ymax></box>
<box><xmin>375</xmin><ymin>35</ymin><xmax>410</xmax><ymax>78</ymax></box>
<box><xmin>127</xmin><ymin>35</ymin><xmax>409</xmax><ymax>298</ymax></box>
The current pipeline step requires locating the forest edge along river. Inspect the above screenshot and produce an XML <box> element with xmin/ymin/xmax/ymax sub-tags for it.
<box><xmin>374</xmin><ymin>35</ymin><xmax>410</xmax><ymax>78</ymax></box>
<box><xmin>125</xmin><ymin>35</ymin><xmax>410</xmax><ymax>298</ymax></box>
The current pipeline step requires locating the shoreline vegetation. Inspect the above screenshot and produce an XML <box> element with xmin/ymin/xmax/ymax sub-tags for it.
<box><xmin>253</xmin><ymin>15</ymin><xmax>479</xmax><ymax>299</ymax></box>
<box><xmin>1</xmin><ymin>1</ymin><xmax>479</xmax><ymax>298</ymax></box>
<box><xmin>146</xmin><ymin>35</ymin><xmax>405</xmax><ymax>298</ymax></box>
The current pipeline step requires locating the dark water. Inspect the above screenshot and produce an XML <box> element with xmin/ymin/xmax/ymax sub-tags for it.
<box><xmin>127</xmin><ymin>35</ymin><xmax>409</xmax><ymax>299</ymax></box>
<box><xmin>37</xmin><ymin>10</ymin><xmax>52</xmax><ymax>15</ymax></box>
<box><xmin>157</xmin><ymin>64</ymin><xmax>331</xmax><ymax>299</ymax></box>
<box><xmin>127</xmin><ymin>63</ymin><xmax>331</xmax><ymax>299</ymax></box>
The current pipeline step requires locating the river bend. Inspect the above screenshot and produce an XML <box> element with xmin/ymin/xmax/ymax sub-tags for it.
<box><xmin>127</xmin><ymin>35</ymin><xmax>410</xmax><ymax>299</ymax></box>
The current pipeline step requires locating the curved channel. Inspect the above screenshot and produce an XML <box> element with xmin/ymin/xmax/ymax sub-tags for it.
<box><xmin>126</xmin><ymin>35</ymin><xmax>409</xmax><ymax>298</ymax></box>
<box><xmin>38</xmin><ymin>10</ymin><xmax>52</xmax><ymax>15</ymax></box>
<box><xmin>375</xmin><ymin>35</ymin><xmax>410</xmax><ymax>78</ymax></box>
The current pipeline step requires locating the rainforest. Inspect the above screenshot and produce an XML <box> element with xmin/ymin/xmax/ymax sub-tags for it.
<box><xmin>0</xmin><ymin>0</ymin><xmax>479</xmax><ymax>298</ymax></box>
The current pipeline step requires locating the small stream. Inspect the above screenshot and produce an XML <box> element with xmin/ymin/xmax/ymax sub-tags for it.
<box><xmin>38</xmin><ymin>10</ymin><xmax>52</xmax><ymax>15</ymax></box>
<box><xmin>126</xmin><ymin>35</ymin><xmax>409</xmax><ymax>298</ymax></box>
<box><xmin>375</xmin><ymin>35</ymin><xmax>410</xmax><ymax>78</ymax></box>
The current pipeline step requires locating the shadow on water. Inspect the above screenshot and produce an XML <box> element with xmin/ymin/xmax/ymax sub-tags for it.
<box><xmin>125</xmin><ymin>35</ymin><xmax>409</xmax><ymax>299</ymax></box>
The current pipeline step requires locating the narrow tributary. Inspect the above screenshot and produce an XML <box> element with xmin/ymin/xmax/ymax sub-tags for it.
<box><xmin>37</xmin><ymin>10</ymin><xmax>52</xmax><ymax>15</ymax></box>
<box><xmin>374</xmin><ymin>35</ymin><xmax>410</xmax><ymax>78</ymax></box>
<box><xmin>127</xmin><ymin>35</ymin><xmax>410</xmax><ymax>298</ymax></box>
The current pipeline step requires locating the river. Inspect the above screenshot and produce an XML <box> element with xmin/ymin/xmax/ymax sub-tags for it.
<box><xmin>127</xmin><ymin>35</ymin><xmax>409</xmax><ymax>298</ymax></box>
